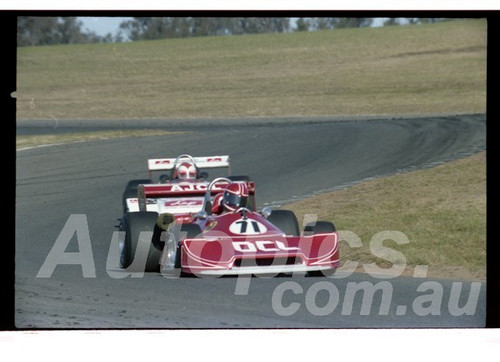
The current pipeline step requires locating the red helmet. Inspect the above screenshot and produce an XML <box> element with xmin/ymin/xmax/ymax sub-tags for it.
<box><xmin>174</xmin><ymin>162</ymin><xmax>197</xmax><ymax>180</ymax></box>
<box><xmin>222</xmin><ymin>182</ymin><xmax>249</xmax><ymax>211</ymax></box>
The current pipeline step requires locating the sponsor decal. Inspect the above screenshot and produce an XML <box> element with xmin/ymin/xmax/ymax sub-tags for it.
<box><xmin>232</xmin><ymin>240</ymin><xmax>299</xmax><ymax>252</ymax></box>
<box><xmin>229</xmin><ymin>218</ymin><xmax>268</xmax><ymax>235</ymax></box>
<box><xmin>155</xmin><ymin>157</ymin><xmax>222</xmax><ymax>164</ymax></box>
<box><xmin>128</xmin><ymin>198</ymin><xmax>157</xmax><ymax>204</ymax></box>
<box><xmin>165</xmin><ymin>183</ymin><xmax>225</xmax><ymax>192</ymax></box>
<box><xmin>203</xmin><ymin>221</ymin><xmax>218</xmax><ymax>232</ymax></box>
<box><xmin>164</xmin><ymin>199</ymin><xmax>203</xmax><ymax>207</ymax></box>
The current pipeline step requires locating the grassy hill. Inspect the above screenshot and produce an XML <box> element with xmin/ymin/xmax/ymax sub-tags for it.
<box><xmin>286</xmin><ymin>151</ymin><xmax>486</xmax><ymax>280</ymax></box>
<box><xmin>16</xmin><ymin>19</ymin><xmax>486</xmax><ymax>120</ymax></box>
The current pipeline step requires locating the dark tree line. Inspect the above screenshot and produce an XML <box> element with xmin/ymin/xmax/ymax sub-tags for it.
<box><xmin>294</xmin><ymin>17</ymin><xmax>374</xmax><ymax>31</ymax></box>
<box><xmin>17</xmin><ymin>17</ymin><xmax>123</xmax><ymax>46</ymax></box>
<box><xmin>17</xmin><ymin>16</ymin><xmax>456</xmax><ymax>46</ymax></box>
<box><xmin>118</xmin><ymin>17</ymin><xmax>376</xmax><ymax>40</ymax></box>
<box><xmin>118</xmin><ymin>17</ymin><xmax>293</xmax><ymax>40</ymax></box>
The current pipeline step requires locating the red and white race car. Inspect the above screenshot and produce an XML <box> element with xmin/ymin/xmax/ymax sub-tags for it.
<box><xmin>119</xmin><ymin>155</ymin><xmax>339</xmax><ymax>277</ymax></box>
<box><xmin>122</xmin><ymin>154</ymin><xmax>254</xmax><ymax>215</ymax></box>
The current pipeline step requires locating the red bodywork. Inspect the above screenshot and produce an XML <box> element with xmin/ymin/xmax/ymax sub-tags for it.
<box><xmin>137</xmin><ymin>180</ymin><xmax>256</xmax><ymax>216</ymax></box>
<box><xmin>136</xmin><ymin>175</ymin><xmax>338</xmax><ymax>276</ymax></box>
<box><xmin>177</xmin><ymin>210</ymin><xmax>339</xmax><ymax>276</ymax></box>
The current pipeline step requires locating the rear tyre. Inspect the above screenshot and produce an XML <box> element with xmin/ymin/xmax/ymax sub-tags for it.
<box><xmin>304</xmin><ymin>221</ymin><xmax>336</xmax><ymax>233</ymax></box>
<box><xmin>121</xmin><ymin>212</ymin><xmax>162</xmax><ymax>272</ymax></box>
<box><xmin>267</xmin><ymin>210</ymin><xmax>300</xmax><ymax>236</ymax></box>
<box><xmin>228</xmin><ymin>175</ymin><xmax>250</xmax><ymax>182</ymax></box>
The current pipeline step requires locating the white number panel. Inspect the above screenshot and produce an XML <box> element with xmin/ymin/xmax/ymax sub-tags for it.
<box><xmin>229</xmin><ymin>218</ymin><xmax>268</xmax><ymax>235</ymax></box>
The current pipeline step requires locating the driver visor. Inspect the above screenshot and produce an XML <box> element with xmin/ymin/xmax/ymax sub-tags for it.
<box><xmin>223</xmin><ymin>193</ymin><xmax>248</xmax><ymax>208</ymax></box>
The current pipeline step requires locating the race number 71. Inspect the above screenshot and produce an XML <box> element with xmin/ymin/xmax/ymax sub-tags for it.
<box><xmin>229</xmin><ymin>219</ymin><xmax>268</xmax><ymax>235</ymax></box>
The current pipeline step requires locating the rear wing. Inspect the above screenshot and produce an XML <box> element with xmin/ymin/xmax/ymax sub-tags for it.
<box><xmin>147</xmin><ymin>154</ymin><xmax>230</xmax><ymax>178</ymax></box>
<box><xmin>136</xmin><ymin>180</ymin><xmax>255</xmax><ymax>212</ymax></box>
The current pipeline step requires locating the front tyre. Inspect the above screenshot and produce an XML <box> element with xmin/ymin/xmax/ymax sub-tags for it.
<box><xmin>121</xmin><ymin>212</ymin><xmax>162</xmax><ymax>272</ymax></box>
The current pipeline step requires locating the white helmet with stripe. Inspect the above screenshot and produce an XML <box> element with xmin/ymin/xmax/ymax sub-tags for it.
<box><xmin>174</xmin><ymin>162</ymin><xmax>197</xmax><ymax>180</ymax></box>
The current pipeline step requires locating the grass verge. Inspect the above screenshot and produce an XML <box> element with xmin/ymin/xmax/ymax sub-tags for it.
<box><xmin>284</xmin><ymin>151</ymin><xmax>486</xmax><ymax>281</ymax></box>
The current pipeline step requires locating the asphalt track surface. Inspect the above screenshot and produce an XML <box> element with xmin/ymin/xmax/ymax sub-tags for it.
<box><xmin>16</xmin><ymin>114</ymin><xmax>486</xmax><ymax>328</ymax></box>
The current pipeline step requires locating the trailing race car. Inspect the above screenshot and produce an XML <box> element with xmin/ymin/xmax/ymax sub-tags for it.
<box><xmin>119</xmin><ymin>157</ymin><xmax>339</xmax><ymax>277</ymax></box>
<box><xmin>122</xmin><ymin>154</ymin><xmax>255</xmax><ymax>215</ymax></box>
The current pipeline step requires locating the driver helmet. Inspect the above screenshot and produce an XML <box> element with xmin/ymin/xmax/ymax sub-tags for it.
<box><xmin>174</xmin><ymin>162</ymin><xmax>197</xmax><ymax>180</ymax></box>
<box><xmin>222</xmin><ymin>182</ymin><xmax>249</xmax><ymax>211</ymax></box>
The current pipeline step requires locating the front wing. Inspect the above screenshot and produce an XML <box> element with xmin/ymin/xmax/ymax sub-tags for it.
<box><xmin>178</xmin><ymin>233</ymin><xmax>339</xmax><ymax>276</ymax></box>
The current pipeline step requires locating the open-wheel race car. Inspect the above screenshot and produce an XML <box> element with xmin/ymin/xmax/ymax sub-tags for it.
<box><xmin>119</xmin><ymin>154</ymin><xmax>339</xmax><ymax>277</ymax></box>
<box><xmin>122</xmin><ymin>154</ymin><xmax>254</xmax><ymax>214</ymax></box>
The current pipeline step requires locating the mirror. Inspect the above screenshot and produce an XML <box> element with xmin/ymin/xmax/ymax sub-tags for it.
<box><xmin>261</xmin><ymin>207</ymin><xmax>272</xmax><ymax>218</ymax></box>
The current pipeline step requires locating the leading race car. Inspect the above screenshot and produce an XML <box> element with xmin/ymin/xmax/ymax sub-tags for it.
<box><xmin>119</xmin><ymin>155</ymin><xmax>339</xmax><ymax>277</ymax></box>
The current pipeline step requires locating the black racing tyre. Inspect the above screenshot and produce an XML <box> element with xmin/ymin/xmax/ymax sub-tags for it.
<box><xmin>121</xmin><ymin>212</ymin><xmax>162</xmax><ymax>272</ymax></box>
<box><xmin>304</xmin><ymin>221</ymin><xmax>336</xmax><ymax>234</ymax></box>
<box><xmin>122</xmin><ymin>179</ymin><xmax>152</xmax><ymax>213</ymax></box>
<box><xmin>228</xmin><ymin>175</ymin><xmax>250</xmax><ymax>182</ymax></box>
<box><xmin>267</xmin><ymin>210</ymin><xmax>300</xmax><ymax>236</ymax></box>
